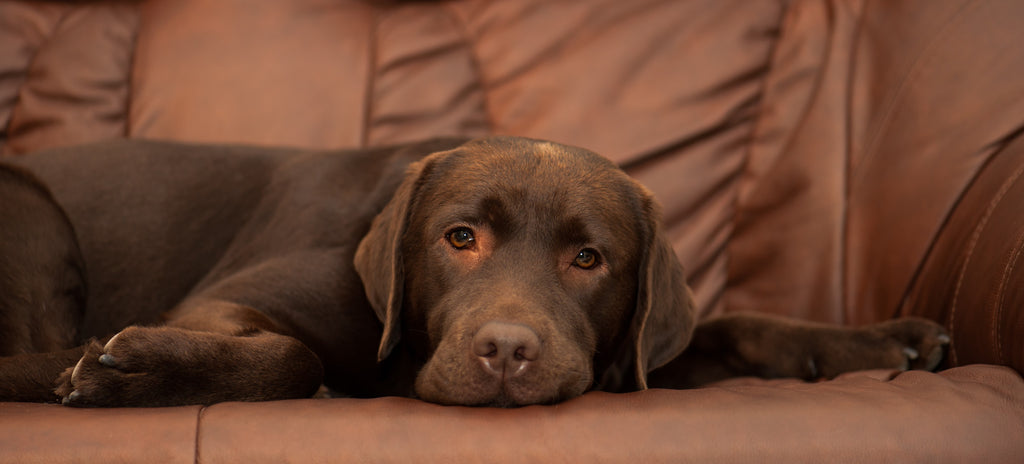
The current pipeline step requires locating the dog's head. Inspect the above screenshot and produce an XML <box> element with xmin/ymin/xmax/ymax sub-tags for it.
<box><xmin>354</xmin><ymin>136</ymin><xmax>695</xmax><ymax>406</ymax></box>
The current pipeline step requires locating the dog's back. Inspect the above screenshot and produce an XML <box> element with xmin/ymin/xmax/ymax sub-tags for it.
<box><xmin>7</xmin><ymin>138</ymin><xmax>466</xmax><ymax>340</ymax></box>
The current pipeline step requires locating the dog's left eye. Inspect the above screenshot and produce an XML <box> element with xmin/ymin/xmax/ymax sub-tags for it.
<box><xmin>446</xmin><ymin>227</ymin><xmax>476</xmax><ymax>249</ymax></box>
<box><xmin>574</xmin><ymin>249</ymin><xmax>600</xmax><ymax>269</ymax></box>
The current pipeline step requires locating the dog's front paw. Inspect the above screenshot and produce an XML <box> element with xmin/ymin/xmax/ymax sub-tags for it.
<box><xmin>56</xmin><ymin>337</ymin><xmax>138</xmax><ymax>407</ymax></box>
<box><xmin>56</xmin><ymin>326</ymin><xmax>201</xmax><ymax>407</ymax></box>
<box><xmin>868</xmin><ymin>317</ymin><xmax>950</xmax><ymax>372</ymax></box>
<box><xmin>55</xmin><ymin>340</ymin><xmax>107</xmax><ymax>406</ymax></box>
<box><xmin>56</xmin><ymin>325</ymin><xmax>324</xmax><ymax>407</ymax></box>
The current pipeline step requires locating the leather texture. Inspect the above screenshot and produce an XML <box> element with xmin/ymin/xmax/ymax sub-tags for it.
<box><xmin>1</xmin><ymin>0</ymin><xmax>1023</xmax><ymax>461</ymax></box>
<box><xmin>1</xmin><ymin>366</ymin><xmax>1021</xmax><ymax>463</ymax></box>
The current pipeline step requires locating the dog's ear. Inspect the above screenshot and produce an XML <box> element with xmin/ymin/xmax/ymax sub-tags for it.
<box><xmin>628</xmin><ymin>187</ymin><xmax>696</xmax><ymax>389</ymax></box>
<box><xmin>354</xmin><ymin>156</ymin><xmax>437</xmax><ymax>362</ymax></box>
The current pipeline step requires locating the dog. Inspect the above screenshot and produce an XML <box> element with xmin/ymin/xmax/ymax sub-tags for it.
<box><xmin>0</xmin><ymin>136</ymin><xmax>949</xmax><ymax>407</ymax></box>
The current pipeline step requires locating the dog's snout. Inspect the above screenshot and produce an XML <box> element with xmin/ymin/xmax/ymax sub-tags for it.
<box><xmin>472</xmin><ymin>322</ymin><xmax>541</xmax><ymax>378</ymax></box>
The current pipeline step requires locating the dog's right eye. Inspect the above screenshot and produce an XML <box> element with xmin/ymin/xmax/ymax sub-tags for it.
<box><xmin>573</xmin><ymin>249</ymin><xmax>600</xmax><ymax>269</ymax></box>
<box><xmin>446</xmin><ymin>227</ymin><xmax>475</xmax><ymax>249</ymax></box>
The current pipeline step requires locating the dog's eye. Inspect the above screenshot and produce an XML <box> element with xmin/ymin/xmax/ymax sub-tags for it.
<box><xmin>574</xmin><ymin>249</ymin><xmax>600</xmax><ymax>269</ymax></box>
<box><xmin>447</xmin><ymin>227</ymin><xmax>475</xmax><ymax>249</ymax></box>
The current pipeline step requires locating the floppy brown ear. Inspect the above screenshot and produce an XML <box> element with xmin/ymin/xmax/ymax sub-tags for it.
<box><xmin>354</xmin><ymin>156</ymin><xmax>436</xmax><ymax>362</ymax></box>
<box><xmin>630</xmin><ymin>189</ymin><xmax>697</xmax><ymax>389</ymax></box>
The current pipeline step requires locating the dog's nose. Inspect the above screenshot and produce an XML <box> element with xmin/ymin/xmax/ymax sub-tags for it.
<box><xmin>472</xmin><ymin>322</ymin><xmax>541</xmax><ymax>378</ymax></box>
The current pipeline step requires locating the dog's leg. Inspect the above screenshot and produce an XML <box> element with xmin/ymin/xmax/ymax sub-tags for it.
<box><xmin>0</xmin><ymin>347</ymin><xmax>86</xmax><ymax>402</ymax></box>
<box><xmin>55</xmin><ymin>299</ymin><xmax>324</xmax><ymax>407</ymax></box>
<box><xmin>0</xmin><ymin>165</ymin><xmax>87</xmax><ymax>402</ymax></box>
<box><xmin>53</xmin><ymin>248</ymin><xmax>361</xmax><ymax>407</ymax></box>
<box><xmin>648</xmin><ymin>312</ymin><xmax>950</xmax><ymax>388</ymax></box>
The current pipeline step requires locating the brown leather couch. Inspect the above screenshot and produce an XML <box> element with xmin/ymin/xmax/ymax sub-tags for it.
<box><xmin>1</xmin><ymin>0</ymin><xmax>1023</xmax><ymax>462</ymax></box>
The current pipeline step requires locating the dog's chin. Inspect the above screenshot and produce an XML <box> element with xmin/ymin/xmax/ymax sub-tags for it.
<box><xmin>415</xmin><ymin>381</ymin><xmax>580</xmax><ymax>408</ymax></box>
<box><xmin>475</xmin><ymin>390</ymin><xmax>558</xmax><ymax>409</ymax></box>
<box><xmin>413</xmin><ymin>361</ymin><xmax>592</xmax><ymax>407</ymax></box>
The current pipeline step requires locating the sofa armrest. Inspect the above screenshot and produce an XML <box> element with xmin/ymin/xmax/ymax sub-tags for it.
<box><xmin>903</xmin><ymin>132</ymin><xmax>1024</xmax><ymax>373</ymax></box>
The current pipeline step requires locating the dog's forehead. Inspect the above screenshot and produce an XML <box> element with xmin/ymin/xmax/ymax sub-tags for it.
<box><xmin>442</xmin><ymin>137</ymin><xmax>631</xmax><ymax>193</ymax></box>
<box><xmin>420</xmin><ymin>137</ymin><xmax>647</xmax><ymax>241</ymax></box>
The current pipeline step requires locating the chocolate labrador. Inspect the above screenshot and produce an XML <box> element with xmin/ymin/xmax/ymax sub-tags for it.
<box><xmin>0</xmin><ymin>136</ymin><xmax>948</xmax><ymax>407</ymax></box>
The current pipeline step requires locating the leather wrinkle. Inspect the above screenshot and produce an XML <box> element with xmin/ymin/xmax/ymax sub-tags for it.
<box><xmin>360</xmin><ymin>6</ymin><xmax>379</xmax><ymax>147</ymax></box>
<box><xmin>619</xmin><ymin>93</ymin><xmax>759</xmax><ymax>175</ymax></box>
<box><xmin>848</xmin><ymin>0</ymin><xmax>978</xmax><ymax>187</ymax></box>
<box><xmin>121</xmin><ymin>4</ymin><xmax>139</xmax><ymax>139</ymax></box>
<box><xmin>727</xmin><ymin>0</ymin><xmax>834</xmax><ymax>316</ymax></box>
<box><xmin>374</xmin><ymin>35</ymin><xmax>464</xmax><ymax>77</ymax></box>
<box><xmin>440</xmin><ymin>3</ymin><xmax>494</xmax><ymax>133</ymax></box>
<box><xmin>8</xmin><ymin>8</ymin><xmax>72</xmax><ymax>142</ymax></box>
<box><xmin>7</xmin><ymin>1</ymin><xmax>138</xmax><ymax>153</ymax></box>
<box><xmin>993</xmin><ymin>174</ymin><xmax>1024</xmax><ymax>366</ymax></box>
<box><xmin>738</xmin><ymin>0</ymin><xmax>795</xmax><ymax>196</ymax></box>
<box><xmin>734</xmin><ymin>0</ymin><xmax>837</xmax><ymax>210</ymax></box>
<box><xmin>369</xmin><ymin>8</ymin><xmax>479</xmax><ymax>127</ymax></box>
<box><xmin>844</xmin><ymin>0</ymin><xmax>990</xmax><ymax>326</ymax></box>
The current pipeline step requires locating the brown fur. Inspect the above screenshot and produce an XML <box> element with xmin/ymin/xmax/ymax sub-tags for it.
<box><xmin>0</xmin><ymin>137</ymin><xmax>946</xmax><ymax>407</ymax></box>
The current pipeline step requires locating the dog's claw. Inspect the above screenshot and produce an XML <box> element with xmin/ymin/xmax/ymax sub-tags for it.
<box><xmin>902</xmin><ymin>347</ymin><xmax>919</xmax><ymax>360</ymax></box>
<box><xmin>98</xmin><ymin>354</ymin><xmax>118</xmax><ymax>367</ymax></box>
<box><xmin>806</xmin><ymin>357</ymin><xmax>819</xmax><ymax>379</ymax></box>
<box><xmin>63</xmin><ymin>390</ymin><xmax>81</xmax><ymax>405</ymax></box>
<box><xmin>937</xmin><ymin>334</ymin><xmax>951</xmax><ymax>345</ymax></box>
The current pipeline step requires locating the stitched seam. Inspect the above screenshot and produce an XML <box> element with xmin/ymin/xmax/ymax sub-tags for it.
<box><xmin>850</xmin><ymin>0</ymin><xmax>978</xmax><ymax>187</ymax></box>
<box><xmin>894</xmin><ymin>145</ymin><xmax>996</xmax><ymax>321</ymax></box>
<box><xmin>194</xmin><ymin>405</ymin><xmax>207</xmax><ymax>464</ymax></box>
<box><xmin>894</xmin><ymin>126</ymin><xmax>1024</xmax><ymax>320</ymax></box>
<box><xmin>995</xmin><ymin>206</ymin><xmax>1024</xmax><ymax>365</ymax></box>
<box><xmin>840</xmin><ymin>0</ymin><xmax>864</xmax><ymax>325</ymax></box>
<box><xmin>949</xmin><ymin>155</ymin><xmax>1024</xmax><ymax>366</ymax></box>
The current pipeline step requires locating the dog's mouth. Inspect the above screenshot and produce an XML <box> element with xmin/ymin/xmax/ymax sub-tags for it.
<box><xmin>414</xmin><ymin>371</ymin><xmax>575</xmax><ymax>408</ymax></box>
<box><xmin>413</xmin><ymin>323</ymin><xmax>598</xmax><ymax>407</ymax></box>
<box><xmin>471</xmin><ymin>387</ymin><xmax>563</xmax><ymax>408</ymax></box>
<box><xmin>415</xmin><ymin>362</ymin><xmax>595</xmax><ymax>407</ymax></box>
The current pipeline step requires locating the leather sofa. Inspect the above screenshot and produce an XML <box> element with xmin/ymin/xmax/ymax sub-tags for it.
<box><xmin>1</xmin><ymin>0</ymin><xmax>1022</xmax><ymax>461</ymax></box>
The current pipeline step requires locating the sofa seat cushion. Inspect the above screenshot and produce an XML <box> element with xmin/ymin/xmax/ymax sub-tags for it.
<box><xmin>2</xmin><ymin>365</ymin><xmax>1021</xmax><ymax>463</ymax></box>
